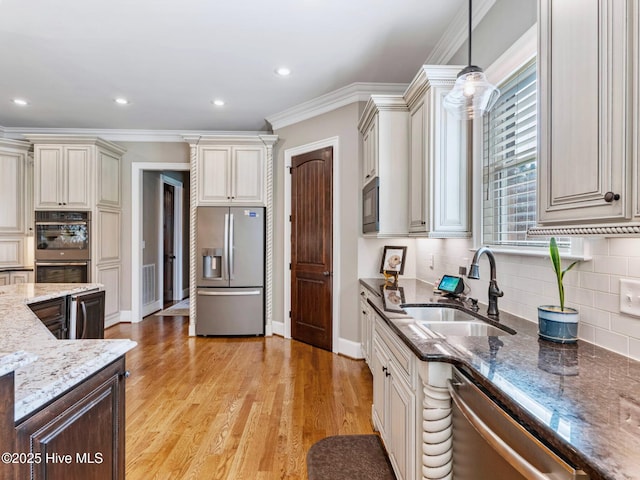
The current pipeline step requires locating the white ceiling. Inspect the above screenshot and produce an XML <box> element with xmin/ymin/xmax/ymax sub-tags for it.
<box><xmin>0</xmin><ymin>0</ymin><xmax>465</xmax><ymax>132</ymax></box>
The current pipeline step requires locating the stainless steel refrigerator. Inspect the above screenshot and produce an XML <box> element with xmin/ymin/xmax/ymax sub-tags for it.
<box><xmin>196</xmin><ymin>206</ymin><xmax>265</xmax><ymax>335</ymax></box>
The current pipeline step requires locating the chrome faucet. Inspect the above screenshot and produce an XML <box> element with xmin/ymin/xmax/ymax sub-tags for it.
<box><xmin>468</xmin><ymin>246</ymin><xmax>503</xmax><ymax>317</ymax></box>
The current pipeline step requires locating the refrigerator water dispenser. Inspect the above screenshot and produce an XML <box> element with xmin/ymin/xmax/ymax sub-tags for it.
<box><xmin>202</xmin><ymin>248</ymin><xmax>223</xmax><ymax>279</ymax></box>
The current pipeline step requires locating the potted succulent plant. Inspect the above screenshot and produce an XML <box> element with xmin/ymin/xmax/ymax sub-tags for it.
<box><xmin>538</xmin><ymin>238</ymin><xmax>580</xmax><ymax>344</ymax></box>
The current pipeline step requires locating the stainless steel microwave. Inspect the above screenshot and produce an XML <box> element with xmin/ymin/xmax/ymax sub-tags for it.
<box><xmin>362</xmin><ymin>177</ymin><xmax>379</xmax><ymax>233</ymax></box>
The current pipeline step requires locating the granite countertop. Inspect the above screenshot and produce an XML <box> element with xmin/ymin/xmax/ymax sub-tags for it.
<box><xmin>360</xmin><ymin>277</ymin><xmax>640</xmax><ymax>480</ymax></box>
<box><xmin>0</xmin><ymin>283</ymin><xmax>136</xmax><ymax>422</ymax></box>
<box><xmin>0</xmin><ymin>266</ymin><xmax>34</xmax><ymax>272</ymax></box>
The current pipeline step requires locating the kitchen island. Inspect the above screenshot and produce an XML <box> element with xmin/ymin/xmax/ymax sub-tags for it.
<box><xmin>0</xmin><ymin>283</ymin><xmax>136</xmax><ymax>480</ymax></box>
<box><xmin>361</xmin><ymin>277</ymin><xmax>640</xmax><ymax>480</ymax></box>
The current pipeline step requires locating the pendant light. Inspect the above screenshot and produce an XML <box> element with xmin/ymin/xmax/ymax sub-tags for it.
<box><xmin>443</xmin><ymin>0</ymin><xmax>500</xmax><ymax>119</ymax></box>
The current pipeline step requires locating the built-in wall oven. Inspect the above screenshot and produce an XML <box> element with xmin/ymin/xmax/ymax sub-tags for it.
<box><xmin>34</xmin><ymin>211</ymin><xmax>91</xmax><ymax>283</ymax></box>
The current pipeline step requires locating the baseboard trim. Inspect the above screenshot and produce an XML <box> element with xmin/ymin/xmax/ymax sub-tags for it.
<box><xmin>338</xmin><ymin>337</ymin><xmax>364</xmax><ymax>360</ymax></box>
<box><xmin>270</xmin><ymin>322</ymin><xmax>363</xmax><ymax>359</ymax></box>
<box><xmin>272</xmin><ymin>320</ymin><xmax>285</xmax><ymax>336</ymax></box>
<box><xmin>141</xmin><ymin>300</ymin><xmax>162</xmax><ymax>321</ymax></box>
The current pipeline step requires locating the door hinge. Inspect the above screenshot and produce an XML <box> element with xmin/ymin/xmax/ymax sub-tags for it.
<box><xmin>289</xmin><ymin>263</ymin><xmax>292</xmax><ymax>270</ymax></box>
<box><xmin>289</xmin><ymin>215</ymin><xmax>292</xmax><ymax>222</ymax></box>
<box><xmin>289</xmin><ymin>311</ymin><xmax>292</xmax><ymax>318</ymax></box>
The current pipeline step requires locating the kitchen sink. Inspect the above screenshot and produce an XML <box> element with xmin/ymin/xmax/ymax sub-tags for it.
<box><xmin>402</xmin><ymin>306</ymin><xmax>478</xmax><ymax>323</ymax></box>
<box><xmin>417</xmin><ymin>321</ymin><xmax>510</xmax><ymax>337</ymax></box>
<box><xmin>402</xmin><ymin>306</ymin><xmax>515</xmax><ymax>337</ymax></box>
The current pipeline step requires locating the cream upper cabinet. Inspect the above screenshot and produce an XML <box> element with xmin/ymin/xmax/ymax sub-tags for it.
<box><xmin>358</xmin><ymin>95</ymin><xmax>410</xmax><ymax>237</ymax></box>
<box><xmin>96</xmin><ymin>147</ymin><xmax>122</xmax><ymax>208</ymax></box>
<box><xmin>232</xmin><ymin>147</ymin><xmax>264</xmax><ymax>203</ymax></box>
<box><xmin>0</xmin><ymin>139</ymin><xmax>30</xmax><ymax>234</ymax></box>
<box><xmin>404</xmin><ymin>66</ymin><xmax>470</xmax><ymax>237</ymax></box>
<box><xmin>198</xmin><ymin>145</ymin><xmax>265</xmax><ymax>205</ymax></box>
<box><xmin>33</xmin><ymin>145</ymin><xmax>91</xmax><ymax>209</ymax></box>
<box><xmin>26</xmin><ymin>136</ymin><xmax>124</xmax><ymax>211</ymax></box>
<box><xmin>362</xmin><ymin>117</ymin><xmax>378</xmax><ymax>185</ymax></box>
<box><xmin>535</xmin><ymin>0</ymin><xmax>633</xmax><ymax>230</ymax></box>
<box><xmin>0</xmin><ymin>139</ymin><xmax>31</xmax><ymax>268</ymax></box>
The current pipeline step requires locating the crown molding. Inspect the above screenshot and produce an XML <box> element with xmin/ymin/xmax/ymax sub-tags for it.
<box><xmin>1</xmin><ymin>127</ymin><xmax>270</xmax><ymax>143</ymax></box>
<box><xmin>403</xmin><ymin>65</ymin><xmax>461</xmax><ymax>109</ymax></box>
<box><xmin>266</xmin><ymin>82</ymin><xmax>408</xmax><ymax>131</ymax></box>
<box><xmin>21</xmin><ymin>134</ymin><xmax>128</xmax><ymax>154</ymax></box>
<box><xmin>357</xmin><ymin>95</ymin><xmax>408</xmax><ymax>132</ymax></box>
<box><xmin>182</xmin><ymin>133</ymin><xmax>278</xmax><ymax>147</ymax></box>
<box><xmin>0</xmin><ymin>137</ymin><xmax>31</xmax><ymax>150</ymax></box>
<box><xmin>425</xmin><ymin>0</ymin><xmax>497</xmax><ymax>65</ymax></box>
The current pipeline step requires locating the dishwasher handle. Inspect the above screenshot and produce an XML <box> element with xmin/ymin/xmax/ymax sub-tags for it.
<box><xmin>448</xmin><ymin>379</ymin><xmax>587</xmax><ymax>480</ymax></box>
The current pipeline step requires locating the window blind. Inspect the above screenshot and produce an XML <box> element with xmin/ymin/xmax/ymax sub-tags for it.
<box><xmin>482</xmin><ymin>60</ymin><xmax>548</xmax><ymax>247</ymax></box>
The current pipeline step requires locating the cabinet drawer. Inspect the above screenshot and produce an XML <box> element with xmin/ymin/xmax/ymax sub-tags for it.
<box><xmin>28</xmin><ymin>297</ymin><xmax>67</xmax><ymax>322</ymax></box>
<box><xmin>28</xmin><ymin>297</ymin><xmax>68</xmax><ymax>339</ymax></box>
<box><xmin>374</xmin><ymin>316</ymin><xmax>414</xmax><ymax>384</ymax></box>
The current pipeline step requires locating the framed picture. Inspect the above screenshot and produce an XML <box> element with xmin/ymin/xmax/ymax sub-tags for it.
<box><xmin>380</xmin><ymin>245</ymin><xmax>407</xmax><ymax>275</ymax></box>
<box><xmin>380</xmin><ymin>286</ymin><xmax>406</xmax><ymax>313</ymax></box>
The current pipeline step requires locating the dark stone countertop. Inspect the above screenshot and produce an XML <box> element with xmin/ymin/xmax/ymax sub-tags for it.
<box><xmin>360</xmin><ymin>277</ymin><xmax>640</xmax><ymax>480</ymax></box>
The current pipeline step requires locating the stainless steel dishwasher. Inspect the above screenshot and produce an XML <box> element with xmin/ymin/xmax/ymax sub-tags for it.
<box><xmin>448</xmin><ymin>367</ymin><xmax>589</xmax><ymax>480</ymax></box>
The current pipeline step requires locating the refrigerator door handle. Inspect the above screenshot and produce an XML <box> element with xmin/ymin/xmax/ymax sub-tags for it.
<box><xmin>229</xmin><ymin>213</ymin><xmax>235</xmax><ymax>280</ymax></box>
<box><xmin>223</xmin><ymin>213</ymin><xmax>229</xmax><ymax>280</ymax></box>
<box><xmin>197</xmin><ymin>290</ymin><xmax>261</xmax><ymax>296</ymax></box>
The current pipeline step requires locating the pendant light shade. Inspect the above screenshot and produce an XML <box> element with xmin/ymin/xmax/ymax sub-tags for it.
<box><xmin>443</xmin><ymin>0</ymin><xmax>500</xmax><ymax>119</ymax></box>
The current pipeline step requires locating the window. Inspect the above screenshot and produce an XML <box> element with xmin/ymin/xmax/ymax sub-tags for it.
<box><xmin>477</xmin><ymin>26</ymin><xmax>580</xmax><ymax>257</ymax></box>
<box><xmin>482</xmin><ymin>60</ymin><xmax>541</xmax><ymax>247</ymax></box>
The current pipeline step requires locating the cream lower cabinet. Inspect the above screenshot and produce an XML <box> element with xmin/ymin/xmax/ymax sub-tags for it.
<box><xmin>370</xmin><ymin>309</ymin><xmax>455</xmax><ymax>480</ymax></box>
<box><xmin>372</xmin><ymin>315</ymin><xmax>417</xmax><ymax>480</ymax></box>
<box><xmin>359</xmin><ymin>286</ymin><xmax>374</xmax><ymax>369</ymax></box>
<box><xmin>0</xmin><ymin>271</ymin><xmax>33</xmax><ymax>285</ymax></box>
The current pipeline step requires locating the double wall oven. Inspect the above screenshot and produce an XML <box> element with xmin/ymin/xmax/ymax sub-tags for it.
<box><xmin>35</xmin><ymin>211</ymin><xmax>91</xmax><ymax>283</ymax></box>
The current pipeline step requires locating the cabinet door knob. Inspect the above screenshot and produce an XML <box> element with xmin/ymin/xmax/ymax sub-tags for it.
<box><xmin>604</xmin><ymin>191</ymin><xmax>620</xmax><ymax>202</ymax></box>
<box><xmin>121</xmin><ymin>370</ymin><xmax>131</xmax><ymax>379</ymax></box>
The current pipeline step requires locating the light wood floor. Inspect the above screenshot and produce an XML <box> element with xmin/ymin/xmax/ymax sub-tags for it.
<box><xmin>106</xmin><ymin>314</ymin><xmax>374</xmax><ymax>479</ymax></box>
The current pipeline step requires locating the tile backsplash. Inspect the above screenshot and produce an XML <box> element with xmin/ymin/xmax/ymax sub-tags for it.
<box><xmin>413</xmin><ymin>237</ymin><xmax>640</xmax><ymax>361</ymax></box>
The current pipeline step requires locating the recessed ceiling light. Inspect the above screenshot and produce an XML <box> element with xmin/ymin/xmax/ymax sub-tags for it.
<box><xmin>12</xmin><ymin>98</ymin><xmax>28</xmax><ymax>106</ymax></box>
<box><xmin>114</xmin><ymin>98</ymin><xmax>129</xmax><ymax>105</ymax></box>
<box><xmin>212</xmin><ymin>99</ymin><xmax>225</xmax><ymax>107</ymax></box>
<box><xmin>275</xmin><ymin>67</ymin><xmax>291</xmax><ymax>77</ymax></box>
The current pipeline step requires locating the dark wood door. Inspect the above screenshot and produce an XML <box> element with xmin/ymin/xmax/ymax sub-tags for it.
<box><xmin>291</xmin><ymin>147</ymin><xmax>333</xmax><ymax>351</ymax></box>
<box><xmin>163</xmin><ymin>183</ymin><xmax>175</xmax><ymax>303</ymax></box>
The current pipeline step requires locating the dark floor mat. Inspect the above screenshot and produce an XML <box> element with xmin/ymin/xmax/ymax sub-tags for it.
<box><xmin>307</xmin><ymin>434</ymin><xmax>396</xmax><ymax>480</ymax></box>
